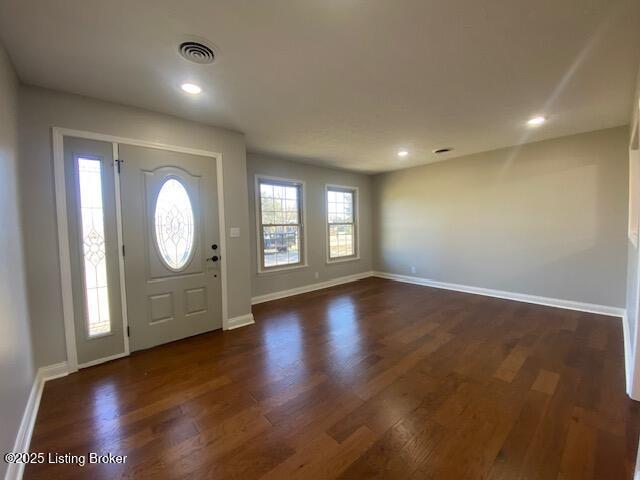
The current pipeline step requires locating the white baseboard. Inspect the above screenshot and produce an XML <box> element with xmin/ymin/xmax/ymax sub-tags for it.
<box><xmin>225</xmin><ymin>313</ymin><xmax>255</xmax><ymax>330</ymax></box>
<box><xmin>373</xmin><ymin>271</ymin><xmax>625</xmax><ymax>318</ymax></box>
<box><xmin>5</xmin><ymin>362</ymin><xmax>69</xmax><ymax>480</ymax></box>
<box><xmin>251</xmin><ymin>271</ymin><xmax>374</xmax><ymax>305</ymax></box>
<box><xmin>78</xmin><ymin>351</ymin><xmax>128</xmax><ymax>370</ymax></box>
<box><xmin>37</xmin><ymin>362</ymin><xmax>69</xmax><ymax>381</ymax></box>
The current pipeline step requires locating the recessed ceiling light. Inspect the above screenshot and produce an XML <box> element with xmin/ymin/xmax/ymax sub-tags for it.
<box><xmin>181</xmin><ymin>83</ymin><xmax>202</xmax><ymax>95</ymax></box>
<box><xmin>527</xmin><ymin>115</ymin><xmax>546</xmax><ymax>126</ymax></box>
<box><xmin>397</xmin><ymin>150</ymin><xmax>409</xmax><ymax>157</ymax></box>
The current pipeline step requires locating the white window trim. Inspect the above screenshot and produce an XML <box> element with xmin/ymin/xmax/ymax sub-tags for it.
<box><xmin>255</xmin><ymin>174</ymin><xmax>308</xmax><ymax>274</ymax></box>
<box><xmin>325</xmin><ymin>183</ymin><xmax>360</xmax><ymax>264</ymax></box>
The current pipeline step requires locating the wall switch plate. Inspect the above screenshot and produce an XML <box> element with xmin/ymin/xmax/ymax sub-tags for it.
<box><xmin>314</xmin><ymin>272</ymin><xmax>319</xmax><ymax>279</ymax></box>
<box><xmin>229</xmin><ymin>227</ymin><xmax>240</xmax><ymax>238</ymax></box>
<box><xmin>411</xmin><ymin>266</ymin><xmax>416</xmax><ymax>274</ymax></box>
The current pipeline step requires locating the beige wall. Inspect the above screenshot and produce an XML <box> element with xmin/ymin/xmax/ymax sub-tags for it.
<box><xmin>247</xmin><ymin>153</ymin><xmax>373</xmax><ymax>298</ymax></box>
<box><xmin>19</xmin><ymin>86</ymin><xmax>253</xmax><ymax>368</ymax></box>
<box><xmin>0</xmin><ymin>45</ymin><xmax>34</xmax><ymax>476</ymax></box>
<box><xmin>373</xmin><ymin>126</ymin><xmax>629</xmax><ymax>307</ymax></box>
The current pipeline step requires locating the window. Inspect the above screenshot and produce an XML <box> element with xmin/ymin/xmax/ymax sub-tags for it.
<box><xmin>327</xmin><ymin>185</ymin><xmax>358</xmax><ymax>261</ymax></box>
<box><xmin>154</xmin><ymin>178</ymin><xmax>195</xmax><ymax>270</ymax></box>
<box><xmin>77</xmin><ymin>157</ymin><xmax>111</xmax><ymax>337</ymax></box>
<box><xmin>256</xmin><ymin>177</ymin><xmax>304</xmax><ymax>271</ymax></box>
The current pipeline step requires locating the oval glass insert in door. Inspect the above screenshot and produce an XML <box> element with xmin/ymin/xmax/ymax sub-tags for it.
<box><xmin>154</xmin><ymin>178</ymin><xmax>195</xmax><ymax>270</ymax></box>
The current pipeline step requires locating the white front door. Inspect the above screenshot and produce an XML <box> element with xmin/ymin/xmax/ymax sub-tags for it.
<box><xmin>119</xmin><ymin>145</ymin><xmax>222</xmax><ymax>351</ymax></box>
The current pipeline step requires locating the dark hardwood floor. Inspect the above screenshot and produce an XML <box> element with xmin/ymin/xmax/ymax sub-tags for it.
<box><xmin>26</xmin><ymin>277</ymin><xmax>639</xmax><ymax>479</ymax></box>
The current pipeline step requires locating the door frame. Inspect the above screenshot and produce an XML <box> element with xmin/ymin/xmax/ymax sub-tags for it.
<box><xmin>52</xmin><ymin>127</ymin><xmax>228</xmax><ymax>373</ymax></box>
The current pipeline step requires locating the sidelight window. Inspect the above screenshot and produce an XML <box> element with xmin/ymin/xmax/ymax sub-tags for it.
<box><xmin>77</xmin><ymin>157</ymin><xmax>112</xmax><ymax>337</ymax></box>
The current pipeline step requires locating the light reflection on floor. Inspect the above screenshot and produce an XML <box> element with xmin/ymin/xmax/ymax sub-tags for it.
<box><xmin>324</xmin><ymin>295</ymin><xmax>363</xmax><ymax>381</ymax></box>
<box><xmin>91</xmin><ymin>380</ymin><xmax>122</xmax><ymax>444</ymax></box>
<box><xmin>261</xmin><ymin>312</ymin><xmax>304</xmax><ymax>379</ymax></box>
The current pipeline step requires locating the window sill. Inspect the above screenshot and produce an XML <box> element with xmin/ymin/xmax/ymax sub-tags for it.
<box><xmin>258</xmin><ymin>263</ymin><xmax>309</xmax><ymax>275</ymax></box>
<box><xmin>86</xmin><ymin>331</ymin><xmax>115</xmax><ymax>341</ymax></box>
<box><xmin>326</xmin><ymin>256</ymin><xmax>360</xmax><ymax>265</ymax></box>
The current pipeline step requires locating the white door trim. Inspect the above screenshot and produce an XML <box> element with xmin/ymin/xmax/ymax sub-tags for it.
<box><xmin>52</xmin><ymin>127</ymin><xmax>228</xmax><ymax>373</ymax></box>
<box><xmin>112</xmin><ymin>142</ymin><xmax>131</xmax><ymax>357</ymax></box>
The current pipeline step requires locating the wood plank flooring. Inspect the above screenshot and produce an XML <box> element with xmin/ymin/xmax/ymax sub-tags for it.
<box><xmin>26</xmin><ymin>277</ymin><xmax>640</xmax><ymax>479</ymax></box>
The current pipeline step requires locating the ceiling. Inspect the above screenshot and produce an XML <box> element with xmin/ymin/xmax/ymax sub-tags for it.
<box><xmin>0</xmin><ymin>0</ymin><xmax>639</xmax><ymax>173</ymax></box>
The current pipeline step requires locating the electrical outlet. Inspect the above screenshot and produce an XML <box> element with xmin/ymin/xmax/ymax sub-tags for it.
<box><xmin>411</xmin><ymin>266</ymin><xmax>416</xmax><ymax>274</ymax></box>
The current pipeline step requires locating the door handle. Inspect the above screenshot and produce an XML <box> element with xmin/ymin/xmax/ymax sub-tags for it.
<box><xmin>206</xmin><ymin>255</ymin><xmax>219</xmax><ymax>262</ymax></box>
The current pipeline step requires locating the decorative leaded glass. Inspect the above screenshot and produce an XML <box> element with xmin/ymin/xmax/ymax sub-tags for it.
<box><xmin>77</xmin><ymin>158</ymin><xmax>111</xmax><ymax>337</ymax></box>
<box><xmin>154</xmin><ymin>178</ymin><xmax>195</xmax><ymax>270</ymax></box>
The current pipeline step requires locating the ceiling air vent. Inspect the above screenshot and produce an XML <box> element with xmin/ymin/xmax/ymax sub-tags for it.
<box><xmin>178</xmin><ymin>41</ymin><xmax>216</xmax><ymax>64</ymax></box>
<box><xmin>433</xmin><ymin>148</ymin><xmax>453</xmax><ymax>154</ymax></box>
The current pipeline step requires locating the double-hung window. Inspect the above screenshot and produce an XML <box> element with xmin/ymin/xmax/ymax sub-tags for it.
<box><xmin>256</xmin><ymin>177</ymin><xmax>304</xmax><ymax>271</ymax></box>
<box><xmin>326</xmin><ymin>185</ymin><xmax>358</xmax><ymax>261</ymax></box>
